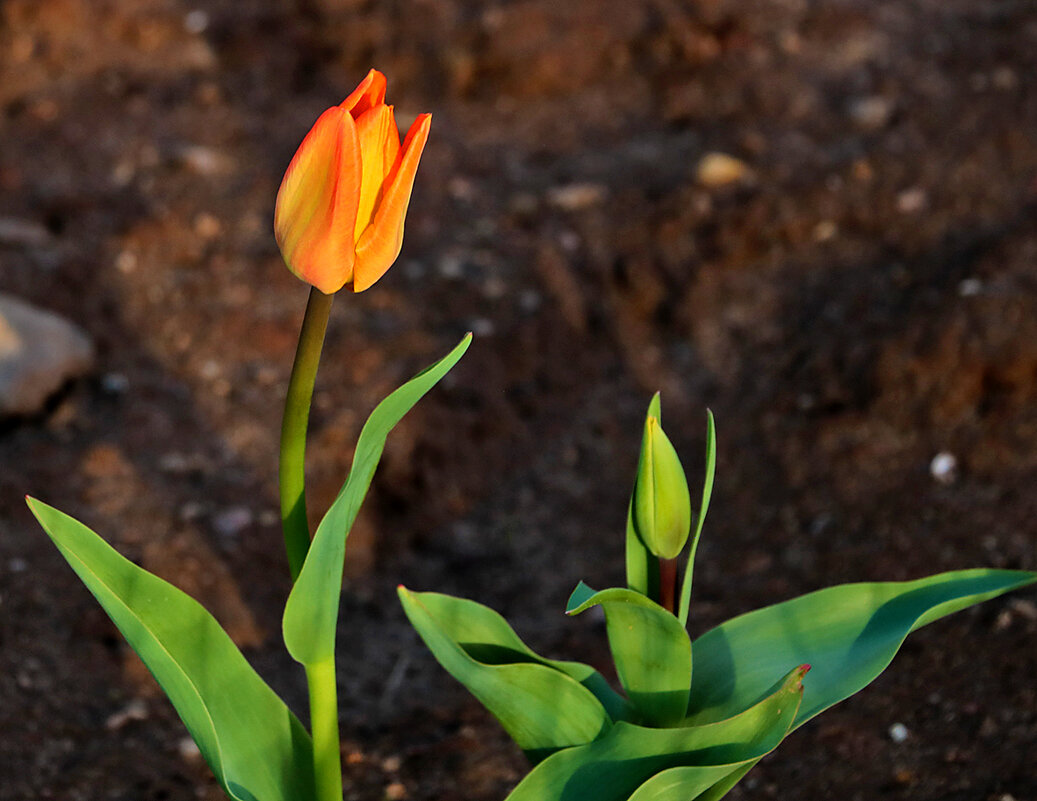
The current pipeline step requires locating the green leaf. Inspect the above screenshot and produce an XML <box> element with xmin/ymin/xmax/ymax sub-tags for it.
<box><xmin>687</xmin><ymin>569</ymin><xmax>1037</xmax><ymax>729</ymax></box>
<box><xmin>567</xmin><ymin>583</ymin><xmax>692</xmax><ymax>727</ymax></box>
<box><xmin>626</xmin><ymin>394</ymin><xmax>662</xmax><ymax>600</ymax></box>
<box><xmin>399</xmin><ymin>588</ymin><xmax>616</xmax><ymax>762</ymax></box>
<box><xmin>624</xmin><ymin>764</ymin><xmax>744</xmax><ymax>801</ymax></box>
<box><xmin>677</xmin><ymin>409</ymin><xmax>715</xmax><ymax>627</ymax></box>
<box><xmin>626</xmin><ymin>502</ymin><xmax>660</xmax><ymax>600</ymax></box>
<box><xmin>503</xmin><ymin>665</ymin><xmax>807</xmax><ymax>801</ymax></box>
<box><xmin>691</xmin><ymin>762</ymin><xmax>754</xmax><ymax>801</ymax></box>
<box><xmin>283</xmin><ymin>334</ymin><xmax>471</xmax><ymax>666</ymax></box>
<box><xmin>28</xmin><ymin>498</ymin><xmax>314</xmax><ymax>801</ymax></box>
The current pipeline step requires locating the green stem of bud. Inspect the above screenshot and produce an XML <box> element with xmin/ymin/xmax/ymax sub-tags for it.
<box><xmin>279</xmin><ymin>287</ymin><xmax>335</xmax><ymax>582</ymax></box>
<box><xmin>659</xmin><ymin>557</ymin><xmax>678</xmax><ymax>615</ymax></box>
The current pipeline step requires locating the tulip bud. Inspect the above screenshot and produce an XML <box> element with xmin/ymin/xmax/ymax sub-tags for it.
<box><xmin>632</xmin><ymin>400</ymin><xmax>692</xmax><ymax>560</ymax></box>
<box><xmin>274</xmin><ymin>69</ymin><xmax>431</xmax><ymax>295</ymax></box>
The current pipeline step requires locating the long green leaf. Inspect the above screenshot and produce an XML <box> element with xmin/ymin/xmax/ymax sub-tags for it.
<box><xmin>504</xmin><ymin>665</ymin><xmax>807</xmax><ymax>801</ymax></box>
<box><xmin>568</xmin><ymin>582</ymin><xmax>692</xmax><ymax>727</ymax></box>
<box><xmin>399</xmin><ymin>588</ymin><xmax>614</xmax><ymax>762</ymax></box>
<box><xmin>283</xmin><ymin>334</ymin><xmax>471</xmax><ymax>666</ymax></box>
<box><xmin>687</xmin><ymin>569</ymin><xmax>1037</xmax><ymax>728</ymax></box>
<box><xmin>29</xmin><ymin>498</ymin><xmax>314</xmax><ymax>801</ymax></box>
<box><xmin>677</xmin><ymin>409</ymin><xmax>715</xmax><ymax>627</ymax></box>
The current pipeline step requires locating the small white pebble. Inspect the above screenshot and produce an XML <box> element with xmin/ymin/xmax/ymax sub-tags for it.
<box><xmin>958</xmin><ymin>278</ymin><xmax>983</xmax><ymax>297</ymax></box>
<box><xmin>105</xmin><ymin>699</ymin><xmax>148</xmax><ymax>730</ymax></box>
<box><xmin>179</xmin><ymin>501</ymin><xmax>206</xmax><ymax>522</ymax></box>
<box><xmin>888</xmin><ymin>722</ymin><xmax>909</xmax><ymax>743</ymax></box>
<box><xmin>385</xmin><ymin>782</ymin><xmax>407</xmax><ymax>801</ymax></box>
<box><xmin>991</xmin><ymin>67</ymin><xmax>1018</xmax><ymax>91</ymax></box>
<box><xmin>469</xmin><ymin>318</ymin><xmax>495</xmax><ymax>337</ymax></box>
<box><xmin>848</xmin><ymin>95</ymin><xmax>894</xmax><ymax>130</ymax></box>
<box><xmin>930</xmin><ymin>452</ymin><xmax>958</xmax><ymax>484</ymax></box>
<box><xmin>813</xmin><ymin>220</ymin><xmax>837</xmax><ymax>242</ymax></box>
<box><xmin>1009</xmin><ymin>599</ymin><xmax>1037</xmax><ymax>620</ymax></box>
<box><xmin>557</xmin><ymin>229</ymin><xmax>581</xmax><ymax>252</ymax></box>
<box><xmin>213</xmin><ymin>507</ymin><xmax>253</xmax><ymax>537</ymax></box>
<box><xmin>178</xmin><ymin>736</ymin><xmax>202</xmax><ymax>761</ymax></box>
<box><xmin>546</xmin><ymin>182</ymin><xmax>608</xmax><ymax>211</ymax></box>
<box><xmin>8</xmin><ymin>558</ymin><xmax>27</xmax><ymax>573</ymax></box>
<box><xmin>897</xmin><ymin>187</ymin><xmax>928</xmax><ymax>214</ymax></box>
<box><xmin>184</xmin><ymin>10</ymin><xmax>210</xmax><ymax>34</ymax></box>
<box><xmin>115</xmin><ymin>250</ymin><xmax>137</xmax><ymax>274</ymax></box>
<box><xmin>448</xmin><ymin>176</ymin><xmax>477</xmax><ymax>202</ymax></box>
<box><xmin>437</xmin><ymin>254</ymin><xmax>464</xmax><ymax>279</ymax></box>
<box><xmin>101</xmin><ymin>372</ymin><xmax>130</xmax><ymax>394</ymax></box>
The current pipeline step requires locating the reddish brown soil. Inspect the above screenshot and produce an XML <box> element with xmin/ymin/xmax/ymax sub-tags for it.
<box><xmin>1</xmin><ymin>1</ymin><xmax>1035</xmax><ymax>800</ymax></box>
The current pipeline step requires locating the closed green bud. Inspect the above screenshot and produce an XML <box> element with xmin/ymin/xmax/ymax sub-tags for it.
<box><xmin>632</xmin><ymin>403</ymin><xmax>692</xmax><ymax>560</ymax></box>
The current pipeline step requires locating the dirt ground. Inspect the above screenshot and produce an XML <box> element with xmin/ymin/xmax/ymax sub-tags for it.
<box><xmin>1</xmin><ymin>0</ymin><xmax>1036</xmax><ymax>799</ymax></box>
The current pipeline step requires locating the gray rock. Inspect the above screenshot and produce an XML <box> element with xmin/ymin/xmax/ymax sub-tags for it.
<box><xmin>0</xmin><ymin>294</ymin><xmax>94</xmax><ymax>417</ymax></box>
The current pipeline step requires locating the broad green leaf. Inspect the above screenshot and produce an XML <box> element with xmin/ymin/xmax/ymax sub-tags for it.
<box><xmin>568</xmin><ymin>582</ymin><xmax>692</xmax><ymax>727</ymax></box>
<box><xmin>400</xmin><ymin>588</ymin><xmax>631</xmax><ymax>722</ymax></box>
<box><xmin>283</xmin><ymin>334</ymin><xmax>471</xmax><ymax>666</ymax></box>
<box><xmin>677</xmin><ymin>409</ymin><xmax>715</xmax><ymax>627</ymax></box>
<box><xmin>29</xmin><ymin>499</ymin><xmax>314</xmax><ymax>801</ymax></box>
<box><xmin>691</xmin><ymin>762</ymin><xmax>754</xmax><ymax>801</ymax></box>
<box><xmin>504</xmin><ymin>665</ymin><xmax>807</xmax><ymax>801</ymax></box>
<box><xmin>625</xmin><ymin>765</ymin><xmax>744</xmax><ymax>801</ymax></box>
<box><xmin>626</xmin><ymin>394</ymin><xmax>662</xmax><ymax>600</ymax></box>
<box><xmin>399</xmin><ymin>588</ymin><xmax>613</xmax><ymax>762</ymax></box>
<box><xmin>687</xmin><ymin>569</ymin><xmax>1037</xmax><ymax>728</ymax></box>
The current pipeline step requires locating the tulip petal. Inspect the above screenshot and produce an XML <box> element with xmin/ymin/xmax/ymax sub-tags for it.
<box><xmin>353</xmin><ymin>104</ymin><xmax>395</xmax><ymax>239</ymax></box>
<box><xmin>340</xmin><ymin>69</ymin><xmax>387</xmax><ymax>118</ymax></box>
<box><xmin>274</xmin><ymin>106</ymin><xmax>362</xmax><ymax>294</ymax></box>
<box><xmin>352</xmin><ymin>113</ymin><xmax>431</xmax><ymax>292</ymax></box>
<box><xmin>382</xmin><ymin>108</ymin><xmax>401</xmax><ymax>182</ymax></box>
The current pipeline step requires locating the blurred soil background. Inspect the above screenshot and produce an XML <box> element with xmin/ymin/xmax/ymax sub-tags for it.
<box><xmin>1</xmin><ymin>0</ymin><xmax>1036</xmax><ymax>799</ymax></box>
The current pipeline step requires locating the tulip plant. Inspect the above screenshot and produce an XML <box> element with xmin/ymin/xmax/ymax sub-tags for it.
<box><xmin>26</xmin><ymin>68</ymin><xmax>1037</xmax><ymax>801</ymax></box>
<box><xmin>402</xmin><ymin>396</ymin><xmax>1036</xmax><ymax>799</ymax></box>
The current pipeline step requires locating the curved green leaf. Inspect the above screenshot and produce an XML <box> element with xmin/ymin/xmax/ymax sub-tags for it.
<box><xmin>568</xmin><ymin>583</ymin><xmax>692</xmax><ymax>727</ymax></box>
<box><xmin>504</xmin><ymin>665</ymin><xmax>807</xmax><ymax>801</ymax></box>
<box><xmin>283</xmin><ymin>334</ymin><xmax>471</xmax><ymax>666</ymax></box>
<box><xmin>687</xmin><ymin>569</ymin><xmax>1037</xmax><ymax>728</ymax></box>
<box><xmin>691</xmin><ymin>762</ymin><xmax>754</xmax><ymax>801</ymax></box>
<box><xmin>624</xmin><ymin>765</ymin><xmax>741</xmax><ymax>801</ymax></box>
<box><xmin>29</xmin><ymin>498</ymin><xmax>314</xmax><ymax>801</ymax></box>
<box><xmin>399</xmin><ymin>588</ymin><xmax>614</xmax><ymax>762</ymax></box>
<box><xmin>677</xmin><ymin>409</ymin><xmax>715</xmax><ymax>627</ymax></box>
<box><xmin>568</xmin><ymin>581</ymin><xmax>688</xmax><ymax>726</ymax></box>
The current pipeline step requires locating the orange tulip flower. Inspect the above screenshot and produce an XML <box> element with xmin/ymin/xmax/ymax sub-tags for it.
<box><xmin>275</xmin><ymin>70</ymin><xmax>431</xmax><ymax>294</ymax></box>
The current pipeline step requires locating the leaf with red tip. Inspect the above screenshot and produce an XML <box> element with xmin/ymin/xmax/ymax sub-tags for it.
<box><xmin>502</xmin><ymin>665</ymin><xmax>806</xmax><ymax>801</ymax></box>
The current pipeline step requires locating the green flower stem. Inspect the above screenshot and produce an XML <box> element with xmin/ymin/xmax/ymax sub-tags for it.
<box><xmin>659</xmin><ymin>557</ymin><xmax>677</xmax><ymax>614</ymax></box>
<box><xmin>306</xmin><ymin>658</ymin><xmax>342</xmax><ymax>801</ymax></box>
<box><xmin>279</xmin><ymin>287</ymin><xmax>335</xmax><ymax>582</ymax></box>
